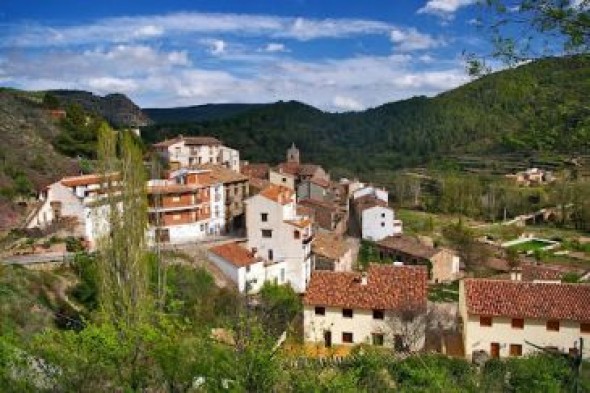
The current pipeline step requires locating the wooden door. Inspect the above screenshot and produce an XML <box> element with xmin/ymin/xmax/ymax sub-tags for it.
<box><xmin>324</xmin><ymin>331</ymin><xmax>332</xmax><ymax>347</ymax></box>
<box><xmin>490</xmin><ymin>342</ymin><xmax>500</xmax><ymax>358</ymax></box>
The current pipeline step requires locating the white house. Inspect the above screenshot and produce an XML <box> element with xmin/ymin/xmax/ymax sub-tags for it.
<box><xmin>25</xmin><ymin>174</ymin><xmax>118</xmax><ymax>249</ymax></box>
<box><xmin>459</xmin><ymin>279</ymin><xmax>590</xmax><ymax>360</ymax></box>
<box><xmin>352</xmin><ymin>186</ymin><xmax>388</xmax><ymax>203</ymax></box>
<box><xmin>351</xmin><ymin>186</ymin><xmax>402</xmax><ymax>241</ymax></box>
<box><xmin>153</xmin><ymin>135</ymin><xmax>240</xmax><ymax>172</ymax></box>
<box><xmin>207</xmin><ymin>241</ymin><xmax>291</xmax><ymax>293</ymax></box>
<box><xmin>244</xmin><ymin>184</ymin><xmax>313</xmax><ymax>293</ymax></box>
<box><xmin>303</xmin><ymin>264</ymin><xmax>428</xmax><ymax>350</ymax></box>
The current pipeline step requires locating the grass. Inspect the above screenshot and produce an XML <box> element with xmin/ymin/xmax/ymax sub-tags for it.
<box><xmin>507</xmin><ymin>239</ymin><xmax>555</xmax><ymax>253</ymax></box>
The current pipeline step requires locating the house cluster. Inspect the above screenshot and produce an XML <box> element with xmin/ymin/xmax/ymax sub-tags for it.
<box><xmin>25</xmin><ymin>135</ymin><xmax>590</xmax><ymax>361</ymax></box>
<box><xmin>505</xmin><ymin>167</ymin><xmax>555</xmax><ymax>187</ymax></box>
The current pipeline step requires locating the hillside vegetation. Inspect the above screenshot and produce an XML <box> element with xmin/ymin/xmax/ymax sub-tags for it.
<box><xmin>143</xmin><ymin>55</ymin><xmax>590</xmax><ymax>175</ymax></box>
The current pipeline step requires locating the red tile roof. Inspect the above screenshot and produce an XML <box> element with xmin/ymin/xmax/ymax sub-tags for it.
<box><xmin>353</xmin><ymin>194</ymin><xmax>388</xmax><ymax>212</ymax></box>
<box><xmin>463</xmin><ymin>279</ymin><xmax>590</xmax><ymax>321</ymax></box>
<box><xmin>284</xmin><ymin>218</ymin><xmax>312</xmax><ymax>229</ymax></box>
<box><xmin>241</xmin><ymin>163</ymin><xmax>270</xmax><ymax>180</ymax></box>
<box><xmin>304</xmin><ymin>264</ymin><xmax>427</xmax><ymax>311</ymax></box>
<box><xmin>298</xmin><ymin>198</ymin><xmax>338</xmax><ymax>212</ymax></box>
<box><xmin>313</xmin><ymin>232</ymin><xmax>350</xmax><ymax>260</ymax></box>
<box><xmin>259</xmin><ymin>184</ymin><xmax>294</xmax><ymax>205</ymax></box>
<box><xmin>209</xmin><ymin>242</ymin><xmax>260</xmax><ymax>268</ymax></box>
<box><xmin>61</xmin><ymin>173</ymin><xmax>119</xmax><ymax>187</ymax></box>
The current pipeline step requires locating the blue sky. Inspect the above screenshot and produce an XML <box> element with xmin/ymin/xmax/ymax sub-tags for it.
<box><xmin>0</xmin><ymin>0</ymin><xmax>489</xmax><ymax>111</ymax></box>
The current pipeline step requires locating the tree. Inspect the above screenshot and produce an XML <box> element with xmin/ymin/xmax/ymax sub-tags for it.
<box><xmin>442</xmin><ymin>221</ymin><xmax>491</xmax><ymax>271</ymax></box>
<box><xmin>470</xmin><ymin>0</ymin><xmax>589</xmax><ymax>74</ymax></box>
<box><xmin>387</xmin><ymin>300</ymin><xmax>431</xmax><ymax>353</ymax></box>
<box><xmin>95</xmin><ymin>124</ymin><xmax>152</xmax><ymax>329</ymax></box>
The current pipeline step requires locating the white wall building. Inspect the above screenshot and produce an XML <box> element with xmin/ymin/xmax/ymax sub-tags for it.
<box><xmin>244</xmin><ymin>184</ymin><xmax>313</xmax><ymax>293</ymax></box>
<box><xmin>303</xmin><ymin>264</ymin><xmax>428</xmax><ymax>350</ymax></box>
<box><xmin>25</xmin><ymin>174</ymin><xmax>118</xmax><ymax>249</ymax></box>
<box><xmin>208</xmin><ymin>241</ymin><xmax>291</xmax><ymax>293</ymax></box>
<box><xmin>459</xmin><ymin>279</ymin><xmax>590</xmax><ymax>360</ymax></box>
<box><xmin>352</xmin><ymin>186</ymin><xmax>388</xmax><ymax>203</ymax></box>
<box><xmin>153</xmin><ymin>135</ymin><xmax>240</xmax><ymax>172</ymax></box>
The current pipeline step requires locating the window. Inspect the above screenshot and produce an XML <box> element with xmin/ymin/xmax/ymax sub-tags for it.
<box><xmin>262</xmin><ymin>229</ymin><xmax>272</xmax><ymax>238</ymax></box>
<box><xmin>261</xmin><ymin>213</ymin><xmax>268</xmax><ymax>222</ymax></box>
<box><xmin>282</xmin><ymin>177</ymin><xmax>287</xmax><ymax>183</ymax></box>
<box><xmin>268</xmin><ymin>249</ymin><xmax>274</xmax><ymax>261</ymax></box>
<box><xmin>581</xmin><ymin>323</ymin><xmax>590</xmax><ymax>334</ymax></box>
<box><xmin>479</xmin><ymin>316</ymin><xmax>492</xmax><ymax>327</ymax></box>
<box><xmin>342</xmin><ymin>332</ymin><xmax>353</xmax><ymax>343</ymax></box>
<box><xmin>372</xmin><ymin>333</ymin><xmax>384</xmax><ymax>346</ymax></box>
<box><xmin>381</xmin><ymin>222</ymin><xmax>385</xmax><ymax>227</ymax></box>
<box><xmin>373</xmin><ymin>309</ymin><xmax>384</xmax><ymax>320</ymax></box>
<box><xmin>509</xmin><ymin>344</ymin><xmax>523</xmax><ymax>357</ymax></box>
<box><xmin>294</xmin><ymin>230</ymin><xmax>300</xmax><ymax>239</ymax></box>
<box><xmin>381</xmin><ymin>213</ymin><xmax>385</xmax><ymax>218</ymax></box>
<box><xmin>342</xmin><ymin>308</ymin><xmax>353</xmax><ymax>318</ymax></box>
<box><xmin>511</xmin><ymin>318</ymin><xmax>524</xmax><ymax>329</ymax></box>
<box><xmin>315</xmin><ymin>307</ymin><xmax>325</xmax><ymax>316</ymax></box>
<box><xmin>546</xmin><ymin>320</ymin><xmax>560</xmax><ymax>332</ymax></box>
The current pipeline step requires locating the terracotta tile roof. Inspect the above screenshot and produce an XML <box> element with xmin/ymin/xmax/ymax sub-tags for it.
<box><xmin>377</xmin><ymin>235</ymin><xmax>438</xmax><ymax>260</ymax></box>
<box><xmin>209</xmin><ymin>242</ymin><xmax>260</xmax><ymax>268</ymax></box>
<box><xmin>284</xmin><ymin>218</ymin><xmax>312</xmax><ymax>229</ymax></box>
<box><xmin>463</xmin><ymin>279</ymin><xmax>590</xmax><ymax>321</ymax></box>
<box><xmin>313</xmin><ymin>232</ymin><xmax>350</xmax><ymax>260</ymax></box>
<box><xmin>241</xmin><ymin>163</ymin><xmax>269</xmax><ymax>180</ymax></box>
<box><xmin>522</xmin><ymin>263</ymin><xmax>571</xmax><ymax>281</ymax></box>
<box><xmin>299</xmin><ymin>164</ymin><xmax>322</xmax><ymax>177</ymax></box>
<box><xmin>304</xmin><ymin>264</ymin><xmax>427</xmax><ymax>310</ymax></box>
<box><xmin>249</xmin><ymin>177</ymin><xmax>271</xmax><ymax>190</ymax></box>
<box><xmin>259</xmin><ymin>184</ymin><xmax>294</xmax><ymax>205</ymax></box>
<box><xmin>61</xmin><ymin>173</ymin><xmax>119</xmax><ymax>187</ymax></box>
<box><xmin>194</xmin><ymin>164</ymin><xmax>248</xmax><ymax>183</ymax></box>
<box><xmin>296</xmin><ymin>205</ymin><xmax>315</xmax><ymax>218</ymax></box>
<box><xmin>353</xmin><ymin>195</ymin><xmax>388</xmax><ymax>212</ymax></box>
<box><xmin>276</xmin><ymin>162</ymin><xmax>324</xmax><ymax>178</ymax></box>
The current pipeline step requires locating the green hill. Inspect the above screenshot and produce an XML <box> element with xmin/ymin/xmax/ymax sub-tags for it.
<box><xmin>143</xmin><ymin>55</ymin><xmax>590</xmax><ymax>175</ymax></box>
<box><xmin>144</xmin><ymin>103</ymin><xmax>265</xmax><ymax>123</ymax></box>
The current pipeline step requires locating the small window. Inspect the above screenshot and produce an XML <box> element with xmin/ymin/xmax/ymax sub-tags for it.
<box><xmin>282</xmin><ymin>177</ymin><xmax>287</xmax><ymax>183</ymax></box>
<box><xmin>268</xmin><ymin>249</ymin><xmax>274</xmax><ymax>261</ymax></box>
<box><xmin>294</xmin><ymin>230</ymin><xmax>300</xmax><ymax>239</ymax></box>
<box><xmin>512</xmin><ymin>318</ymin><xmax>524</xmax><ymax>329</ymax></box>
<box><xmin>509</xmin><ymin>344</ymin><xmax>522</xmax><ymax>357</ymax></box>
<box><xmin>546</xmin><ymin>320</ymin><xmax>560</xmax><ymax>332</ymax></box>
<box><xmin>342</xmin><ymin>308</ymin><xmax>353</xmax><ymax>318</ymax></box>
<box><xmin>373</xmin><ymin>309</ymin><xmax>384</xmax><ymax>320</ymax></box>
<box><xmin>480</xmin><ymin>316</ymin><xmax>492</xmax><ymax>327</ymax></box>
<box><xmin>315</xmin><ymin>307</ymin><xmax>325</xmax><ymax>316</ymax></box>
<box><xmin>381</xmin><ymin>213</ymin><xmax>385</xmax><ymax>218</ymax></box>
<box><xmin>381</xmin><ymin>222</ymin><xmax>385</xmax><ymax>227</ymax></box>
<box><xmin>342</xmin><ymin>332</ymin><xmax>353</xmax><ymax>343</ymax></box>
<box><xmin>261</xmin><ymin>213</ymin><xmax>268</xmax><ymax>222</ymax></box>
<box><xmin>581</xmin><ymin>323</ymin><xmax>590</xmax><ymax>334</ymax></box>
<box><xmin>372</xmin><ymin>333</ymin><xmax>384</xmax><ymax>346</ymax></box>
<box><xmin>262</xmin><ymin>229</ymin><xmax>272</xmax><ymax>238</ymax></box>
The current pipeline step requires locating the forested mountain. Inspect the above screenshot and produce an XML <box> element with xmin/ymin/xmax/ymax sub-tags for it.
<box><xmin>143</xmin><ymin>55</ymin><xmax>590</xmax><ymax>174</ymax></box>
<box><xmin>144</xmin><ymin>103</ymin><xmax>264</xmax><ymax>123</ymax></box>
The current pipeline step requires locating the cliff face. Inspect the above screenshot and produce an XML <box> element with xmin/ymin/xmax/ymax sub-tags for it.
<box><xmin>48</xmin><ymin>90</ymin><xmax>152</xmax><ymax>128</ymax></box>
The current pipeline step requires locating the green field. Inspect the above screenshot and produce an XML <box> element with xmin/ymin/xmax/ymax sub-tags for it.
<box><xmin>508</xmin><ymin>239</ymin><xmax>555</xmax><ymax>253</ymax></box>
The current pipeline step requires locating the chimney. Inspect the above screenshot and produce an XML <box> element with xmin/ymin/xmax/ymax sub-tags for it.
<box><xmin>361</xmin><ymin>271</ymin><xmax>368</xmax><ymax>286</ymax></box>
<box><xmin>510</xmin><ymin>267</ymin><xmax>522</xmax><ymax>281</ymax></box>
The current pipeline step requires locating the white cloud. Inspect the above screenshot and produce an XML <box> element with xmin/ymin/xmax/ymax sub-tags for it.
<box><xmin>87</xmin><ymin>77</ymin><xmax>139</xmax><ymax>94</ymax></box>
<box><xmin>417</xmin><ymin>0</ymin><xmax>476</xmax><ymax>18</ymax></box>
<box><xmin>263</xmin><ymin>42</ymin><xmax>288</xmax><ymax>52</ymax></box>
<box><xmin>209</xmin><ymin>39</ymin><xmax>227</xmax><ymax>55</ymax></box>
<box><xmin>390</xmin><ymin>28</ymin><xmax>445</xmax><ymax>51</ymax></box>
<box><xmin>2</xmin><ymin>12</ymin><xmax>396</xmax><ymax>48</ymax></box>
<box><xmin>333</xmin><ymin>96</ymin><xmax>363</xmax><ymax>111</ymax></box>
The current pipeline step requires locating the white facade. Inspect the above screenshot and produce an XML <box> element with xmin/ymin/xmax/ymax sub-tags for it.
<box><xmin>361</xmin><ymin>206</ymin><xmax>401</xmax><ymax>241</ymax></box>
<box><xmin>245</xmin><ymin>187</ymin><xmax>313</xmax><ymax>293</ymax></box>
<box><xmin>459</xmin><ymin>281</ymin><xmax>590</xmax><ymax>359</ymax></box>
<box><xmin>269</xmin><ymin>169</ymin><xmax>296</xmax><ymax>190</ymax></box>
<box><xmin>158</xmin><ymin>138</ymin><xmax>240</xmax><ymax>172</ymax></box>
<box><xmin>26</xmin><ymin>178</ymin><xmax>114</xmax><ymax>249</ymax></box>
<box><xmin>209</xmin><ymin>183</ymin><xmax>226</xmax><ymax>236</ymax></box>
<box><xmin>303</xmin><ymin>306</ymin><xmax>425</xmax><ymax>350</ymax></box>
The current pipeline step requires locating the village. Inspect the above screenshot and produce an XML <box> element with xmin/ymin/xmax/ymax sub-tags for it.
<box><xmin>6</xmin><ymin>134</ymin><xmax>589</xmax><ymax>364</ymax></box>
